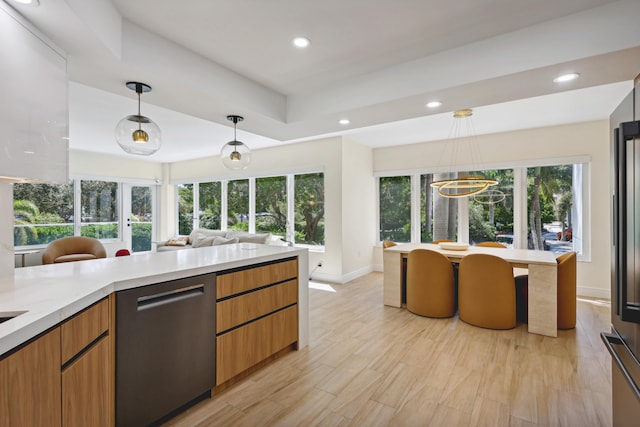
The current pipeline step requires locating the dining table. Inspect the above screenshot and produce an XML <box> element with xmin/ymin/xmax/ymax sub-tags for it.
<box><xmin>383</xmin><ymin>243</ymin><xmax>560</xmax><ymax>337</ymax></box>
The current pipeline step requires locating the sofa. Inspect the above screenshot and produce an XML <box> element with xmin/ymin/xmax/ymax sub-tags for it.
<box><xmin>156</xmin><ymin>228</ymin><xmax>285</xmax><ymax>252</ymax></box>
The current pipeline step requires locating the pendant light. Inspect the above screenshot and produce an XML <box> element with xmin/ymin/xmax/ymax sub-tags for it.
<box><xmin>430</xmin><ymin>108</ymin><xmax>498</xmax><ymax>198</ymax></box>
<box><xmin>221</xmin><ymin>115</ymin><xmax>251</xmax><ymax>170</ymax></box>
<box><xmin>115</xmin><ymin>81</ymin><xmax>161</xmax><ymax>156</ymax></box>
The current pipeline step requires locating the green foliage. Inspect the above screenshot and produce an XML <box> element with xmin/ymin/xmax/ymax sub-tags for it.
<box><xmin>469</xmin><ymin>203</ymin><xmax>496</xmax><ymax>243</ymax></box>
<box><xmin>132</xmin><ymin>223</ymin><xmax>151</xmax><ymax>252</ymax></box>
<box><xmin>81</xmin><ymin>180</ymin><xmax>118</xmax><ymax>221</ymax></box>
<box><xmin>199</xmin><ymin>211</ymin><xmax>221</xmax><ymax>230</ymax></box>
<box><xmin>295</xmin><ymin>173</ymin><xmax>325</xmax><ymax>245</ymax></box>
<box><xmin>178</xmin><ymin>184</ymin><xmax>194</xmax><ymax>235</ymax></box>
<box><xmin>199</xmin><ymin>182</ymin><xmax>221</xmax><ymax>230</ymax></box>
<box><xmin>81</xmin><ymin>224</ymin><xmax>118</xmax><ymax>239</ymax></box>
<box><xmin>228</xmin><ymin>179</ymin><xmax>249</xmax><ymax>228</ymax></box>
<box><xmin>256</xmin><ymin>177</ymin><xmax>287</xmax><ymax>234</ymax></box>
<box><xmin>379</xmin><ymin>176</ymin><xmax>411</xmax><ymax>242</ymax></box>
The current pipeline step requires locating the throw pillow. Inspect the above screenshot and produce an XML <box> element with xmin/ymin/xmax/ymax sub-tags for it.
<box><xmin>191</xmin><ymin>235</ymin><xmax>215</xmax><ymax>248</ymax></box>
<box><xmin>212</xmin><ymin>236</ymin><xmax>239</xmax><ymax>246</ymax></box>
<box><xmin>166</xmin><ymin>236</ymin><xmax>189</xmax><ymax>246</ymax></box>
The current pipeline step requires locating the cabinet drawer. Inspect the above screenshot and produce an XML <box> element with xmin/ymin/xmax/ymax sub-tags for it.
<box><xmin>216</xmin><ymin>305</ymin><xmax>298</xmax><ymax>385</ymax></box>
<box><xmin>217</xmin><ymin>279</ymin><xmax>297</xmax><ymax>333</ymax></box>
<box><xmin>62</xmin><ymin>336</ymin><xmax>111</xmax><ymax>427</ymax></box>
<box><xmin>217</xmin><ymin>258</ymin><xmax>297</xmax><ymax>298</ymax></box>
<box><xmin>61</xmin><ymin>298</ymin><xmax>109</xmax><ymax>364</ymax></box>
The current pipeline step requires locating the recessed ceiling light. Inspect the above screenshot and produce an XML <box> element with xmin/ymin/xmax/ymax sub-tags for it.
<box><xmin>553</xmin><ymin>73</ymin><xmax>580</xmax><ymax>83</ymax></box>
<box><xmin>292</xmin><ymin>37</ymin><xmax>311</xmax><ymax>48</ymax></box>
<box><xmin>426</xmin><ymin>101</ymin><xmax>442</xmax><ymax>108</ymax></box>
<box><xmin>339</xmin><ymin>119</ymin><xmax>350</xmax><ymax>125</ymax></box>
<box><xmin>13</xmin><ymin>0</ymin><xmax>39</xmax><ymax>5</ymax></box>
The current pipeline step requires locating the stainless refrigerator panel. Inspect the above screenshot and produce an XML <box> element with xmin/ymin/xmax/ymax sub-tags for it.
<box><xmin>602</xmin><ymin>331</ymin><xmax>640</xmax><ymax>426</ymax></box>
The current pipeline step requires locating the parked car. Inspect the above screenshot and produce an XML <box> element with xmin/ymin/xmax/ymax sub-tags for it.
<box><xmin>495</xmin><ymin>234</ymin><xmax>514</xmax><ymax>248</ymax></box>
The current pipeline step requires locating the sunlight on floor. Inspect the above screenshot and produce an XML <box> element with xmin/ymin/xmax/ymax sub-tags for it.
<box><xmin>309</xmin><ymin>281</ymin><xmax>336</xmax><ymax>293</ymax></box>
<box><xmin>578</xmin><ymin>297</ymin><xmax>611</xmax><ymax>307</ymax></box>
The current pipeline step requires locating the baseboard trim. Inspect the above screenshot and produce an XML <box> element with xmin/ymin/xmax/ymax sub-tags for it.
<box><xmin>310</xmin><ymin>265</ymin><xmax>374</xmax><ymax>284</ymax></box>
<box><xmin>577</xmin><ymin>286</ymin><xmax>610</xmax><ymax>300</ymax></box>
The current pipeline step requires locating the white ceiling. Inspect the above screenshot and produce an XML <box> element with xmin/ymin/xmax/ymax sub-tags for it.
<box><xmin>7</xmin><ymin>0</ymin><xmax>640</xmax><ymax>163</ymax></box>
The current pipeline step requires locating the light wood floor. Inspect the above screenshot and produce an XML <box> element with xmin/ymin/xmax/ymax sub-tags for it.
<box><xmin>165</xmin><ymin>272</ymin><xmax>612</xmax><ymax>427</ymax></box>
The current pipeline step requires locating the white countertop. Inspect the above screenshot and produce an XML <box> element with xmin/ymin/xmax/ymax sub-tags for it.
<box><xmin>0</xmin><ymin>243</ymin><xmax>307</xmax><ymax>356</ymax></box>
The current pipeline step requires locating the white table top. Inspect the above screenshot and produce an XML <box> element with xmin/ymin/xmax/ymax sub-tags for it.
<box><xmin>0</xmin><ymin>243</ymin><xmax>306</xmax><ymax>356</ymax></box>
<box><xmin>384</xmin><ymin>243</ymin><xmax>558</xmax><ymax>266</ymax></box>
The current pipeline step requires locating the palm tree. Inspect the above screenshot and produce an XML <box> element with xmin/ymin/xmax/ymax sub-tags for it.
<box><xmin>528</xmin><ymin>166</ymin><xmax>572</xmax><ymax>249</ymax></box>
<box><xmin>13</xmin><ymin>200</ymin><xmax>40</xmax><ymax>245</ymax></box>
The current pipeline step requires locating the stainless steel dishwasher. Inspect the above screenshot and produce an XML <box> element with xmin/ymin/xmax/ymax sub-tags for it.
<box><xmin>116</xmin><ymin>273</ymin><xmax>215</xmax><ymax>427</ymax></box>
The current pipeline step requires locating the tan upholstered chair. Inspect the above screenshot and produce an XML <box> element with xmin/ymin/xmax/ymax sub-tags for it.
<box><xmin>515</xmin><ymin>251</ymin><xmax>576</xmax><ymax>329</ymax></box>
<box><xmin>382</xmin><ymin>240</ymin><xmax>397</xmax><ymax>248</ymax></box>
<box><xmin>458</xmin><ymin>253</ymin><xmax>516</xmax><ymax>329</ymax></box>
<box><xmin>406</xmin><ymin>249</ymin><xmax>455</xmax><ymax>318</ymax></box>
<box><xmin>42</xmin><ymin>236</ymin><xmax>107</xmax><ymax>264</ymax></box>
<box><xmin>431</xmin><ymin>239</ymin><xmax>453</xmax><ymax>244</ymax></box>
<box><xmin>475</xmin><ymin>241</ymin><xmax>507</xmax><ymax>248</ymax></box>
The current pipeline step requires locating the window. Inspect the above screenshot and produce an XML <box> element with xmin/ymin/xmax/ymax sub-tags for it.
<box><xmin>199</xmin><ymin>182</ymin><xmax>221</xmax><ymax>230</ymax></box>
<box><xmin>80</xmin><ymin>180</ymin><xmax>118</xmax><ymax>239</ymax></box>
<box><xmin>256</xmin><ymin>176</ymin><xmax>286</xmax><ymax>237</ymax></box>
<box><xmin>130</xmin><ymin>186</ymin><xmax>153</xmax><ymax>253</ymax></box>
<box><xmin>468</xmin><ymin>168</ymin><xmax>513</xmax><ymax>245</ymax></box>
<box><xmin>420</xmin><ymin>173</ymin><xmax>458</xmax><ymax>243</ymax></box>
<box><xmin>177</xmin><ymin>183</ymin><xmax>194</xmax><ymax>235</ymax></box>
<box><xmin>13</xmin><ymin>182</ymin><xmax>74</xmax><ymax>246</ymax></box>
<box><xmin>378</xmin><ymin>161</ymin><xmax>585</xmax><ymax>256</ymax></box>
<box><xmin>227</xmin><ymin>179</ymin><xmax>249</xmax><ymax>231</ymax></box>
<box><xmin>379</xmin><ymin>176</ymin><xmax>411</xmax><ymax>242</ymax></box>
<box><xmin>295</xmin><ymin>173</ymin><xmax>325</xmax><ymax>245</ymax></box>
<box><xmin>527</xmin><ymin>164</ymin><xmax>579</xmax><ymax>254</ymax></box>
<box><xmin>176</xmin><ymin>172</ymin><xmax>325</xmax><ymax>247</ymax></box>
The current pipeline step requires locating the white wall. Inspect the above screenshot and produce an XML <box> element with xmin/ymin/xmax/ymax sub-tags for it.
<box><xmin>69</xmin><ymin>150</ymin><xmax>164</xmax><ymax>180</ymax></box>
<box><xmin>169</xmin><ymin>137</ymin><xmax>375</xmax><ymax>283</ymax></box>
<box><xmin>339</xmin><ymin>138</ymin><xmax>376</xmax><ymax>281</ymax></box>
<box><xmin>371</xmin><ymin>120</ymin><xmax>611</xmax><ymax>298</ymax></box>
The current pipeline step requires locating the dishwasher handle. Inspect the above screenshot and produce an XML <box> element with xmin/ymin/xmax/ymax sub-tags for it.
<box><xmin>601</xmin><ymin>332</ymin><xmax>640</xmax><ymax>402</ymax></box>
<box><xmin>137</xmin><ymin>284</ymin><xmax>205</xmax><ymax>311</ymax></box>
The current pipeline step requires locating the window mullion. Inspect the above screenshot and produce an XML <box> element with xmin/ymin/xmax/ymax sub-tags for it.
<box><xmin>221</xmin><ymin>180</ymin><xmax>228</xmax><ymax>231</ymax></box>
<box><xmin>248</xmin><ymin>178</ymin><xmax>256</xmax><ymax>233</ymax></box>
<box><xmin>411</xmin><ymin>174</ymin><xmax>420</xmax><ymax>243</ymax></box>
<box><xmin>286</xmin><ymin>175</ymin><xmax>295</xmax><ymax>244</ymax></box>
<box><xmin>193</xmin><ymin>183</ymin><xmax>200</xmax><ymax>230</ymax></box>
<box><xmin>73</xmin><ymin>179</ymin><xmax>81</xmax><ymax>236</ymax></box>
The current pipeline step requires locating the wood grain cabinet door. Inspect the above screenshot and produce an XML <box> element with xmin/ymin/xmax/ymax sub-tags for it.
<box><xmin>0</xmin><ymin>328</ymin><xmax>62</xmax><ymax>427</ymax></box>
<box><xmin>61</xmin><ymin>336</ymin><xmax>111</xmax><ymax>427</ymax></box>
<box><xmin>60</xmin><ymin>298</ymin><xmax>112</xmax><ymax>427</ymax></box>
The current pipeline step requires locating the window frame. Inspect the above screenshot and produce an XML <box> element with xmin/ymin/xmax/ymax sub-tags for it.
<box><xmin>13</xmin><ymin>175</ymin><xmax>160</xmax><ymax>249</ymax></box>
<box><xmin>376</xmin><ymin>155</ymin><xmax>591</xmax><ymax>262</ymax></box>
<box><xmin>172</xmin><ymin>169</ymin><xmax>325</xmax><ymax>250</ymax></box>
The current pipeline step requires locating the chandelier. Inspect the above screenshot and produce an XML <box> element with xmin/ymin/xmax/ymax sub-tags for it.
<box><xmin>430</xmin><ymin>108</ymin><xmax>498</xmax><ymax>198</ymax></box>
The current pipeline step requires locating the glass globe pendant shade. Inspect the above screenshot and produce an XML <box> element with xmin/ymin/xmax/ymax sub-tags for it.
<box><xmin>115</xmin><ymin>114</ymin><xmax>161</xmax><ymax>155</ymax></box>
<box><xmin>221</xmin><ymin>140</ymin><xmax>251</xmax><ymax>170</ymax></box>
<box><xmin>115</xmin><ymin>82</ymin><xmax>161</xmax><ymax>156</ymax></box>
<box><xmin>221</xmin><ymin>115</ymin><xmax>251</xmax><ymax>170</ymax></box>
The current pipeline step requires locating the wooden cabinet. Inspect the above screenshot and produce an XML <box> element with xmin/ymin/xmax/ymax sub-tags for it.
<box><xmin>0</xmin><ymin>297</ymin><xmax>112</xmax><ymax>427</ymax></box>
<box><xmin>0</xmin><ymin>328</ymin><xmax>62</xmax><ymax>427</ymax></box>
<box><xmin>216</xmin><ymin>258</ymin><xmax>299</xmax><ymax>385</ymax></box>
<box><xmin>61</xmin><ymin>298</ymin><xmax>112</xmax><ymax>427</ymax></box>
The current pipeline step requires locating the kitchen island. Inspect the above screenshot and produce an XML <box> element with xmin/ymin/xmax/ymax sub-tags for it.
<box><xmin>0</xmin><ymin>243</ymin><xmax>308</xmax><ymax>426</ymax></box>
